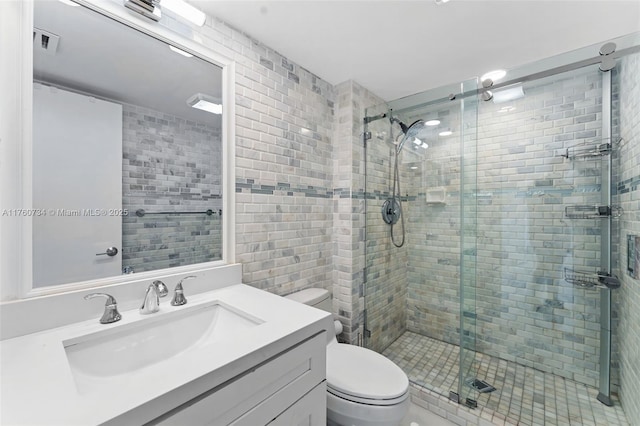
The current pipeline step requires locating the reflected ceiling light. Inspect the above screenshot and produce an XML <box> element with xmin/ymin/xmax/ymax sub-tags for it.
<box><xmin>58</xmin><ymin>0</ymin><xmax>79</xmax><ymax>6</ymax></box>
<box><xmin>169</xmin><ymin>45</ymin><xmax>193</xmax><ymax>57</ymax></box>
<box><xmin>187</xmin><ymin>93</ymin><xmax>222</xmax><ymax>114</ymax></box>
<box><xmin>425</xmin><ymin>119</ymin><xmax>440</xmax><ymax>126</ymax></box>
<box><xmin>492</xmin><ymin>85</ymin><xmax>525</xmax><ymax>103</ymax></box>
<box><xmin>435</xmin><ymin>0</ymin><xmax>451</xmax><ymax>4</ymax></box>
<box><xmin>421</xmin><ymin>143</ymin><xmax>429</xmax><ymax>149</ymax></box>
<box><xmin>161</xmin><ymin>0</ymin><xmax>206</xmax><ymax>26</ymax></box>
<box><xmin>439</xmin><ymin>129</ymin><xmax>453</xmax><ymax>137</ymax></box>
<box><xmin>499</xmin><ymin>106</ymin><xmax>516</xmax><ymax>113</ymax></box>
<box><xmin>481</xmin><ymin>69</ymin><xmax>507</xmax><ymax>83</ymax></box>
<box><xmin>413</xmin><ymin>138</ymin><xmax>423</xmax><ymax>145</ymax></box>
<box><xmin>410</xmin><ymin>166</ymin><xmax>418</xmax><ymax>170</ymax></box>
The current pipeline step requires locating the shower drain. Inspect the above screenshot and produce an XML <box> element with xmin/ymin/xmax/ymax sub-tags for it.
<box><xmin>465</xmin><ymin>378</ymin><xmax>496</xmax><ymax>393</ymax></box>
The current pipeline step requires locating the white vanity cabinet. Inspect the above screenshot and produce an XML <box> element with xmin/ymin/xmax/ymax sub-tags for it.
<box><xmin>153</xmin><ymin>332</ymin><xmax>327</xmax><ymax>426</ymax></box>
<box><xmin>1</xmin><ymin>284</ymin><xmax>333</xmax><ymax>426</ymax></box>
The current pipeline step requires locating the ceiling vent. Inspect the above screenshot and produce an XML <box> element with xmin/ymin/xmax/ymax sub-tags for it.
<box><xmin>33</xmin><ymin>27</ymin><xmax>60</xmax><ymax>55</ymax></box>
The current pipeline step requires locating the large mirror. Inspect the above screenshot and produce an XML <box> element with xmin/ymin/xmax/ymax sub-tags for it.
<box><xmin>32</xmin><ymin>0</ymin><xmax>224</xmax><ymax>288</ymax></box>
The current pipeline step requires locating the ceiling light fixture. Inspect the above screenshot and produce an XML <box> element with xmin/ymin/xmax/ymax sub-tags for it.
<box><xmin>187</xmin><ymin>93</ymin><xmax>222</xmax><ymax>115</ymax></box>
<box><xmin>169</xmin><ymin>45</ymin><xmax>193</xmax><ymax>57</ymax></box>
<box><xmin>161</xmin><ymin>0</ymin><xmax>206</xmax><ymax>26</ymax></box>
<box><xmin>425</xmin><ymin>119</ymin><xmax>440</xmax><ymax>126</ymax></box>
<box><xmin>481</xmin><ymin>69</ymin><xmax>507</xmax><ymax>83</ymax></box>
<box><xmin>421</xmin><ymin>143</ymin><xmax>429</xmax><ymax>149</ymax></box>
<box><xmin>439</xmin><ymin>129</ymin><xmax>453</xmax><ymax>137</ymax></box>
<box><xmin>434</xmin><ymin>0</ymin><xmax>451</xmax><ymax>4</ymax></box>
<box><xmin>492</xmin><ymin>85</ymin><xmax>525</xmax><ymax>103</ymax></box>
<box><xmin>58</xmin><ymin>0</ymin><xmax>79</xmax><ymax>6</ymax></box>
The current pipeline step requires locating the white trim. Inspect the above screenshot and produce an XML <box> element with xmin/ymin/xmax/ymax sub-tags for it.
<box><xmin>4</xmin><ymin>0</ymin><xmax>236</xmax><ymax>300</ymax></box>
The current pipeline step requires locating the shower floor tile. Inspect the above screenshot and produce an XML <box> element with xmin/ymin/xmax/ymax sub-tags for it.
<box><xmin>382</xmin><ymin>332</ymin><xmax>629</xmax><ymax>426</ymax></box>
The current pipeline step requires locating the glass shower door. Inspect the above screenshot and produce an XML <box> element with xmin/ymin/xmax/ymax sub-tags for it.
<box><xmin>363</xmin><ymin>77</ymin><xmax>480</xmax><ymax>403</ymax></box>
<box><xmin>458</xmin><ymin>78</ymin><xmax>480</xmax><ymax>406</ymax></box>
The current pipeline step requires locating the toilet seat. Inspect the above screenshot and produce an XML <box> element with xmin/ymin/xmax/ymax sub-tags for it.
<box><xmin>326</xmin><ymin>343</ymin><xmax>409</xmax><ymax>406</ymax></box>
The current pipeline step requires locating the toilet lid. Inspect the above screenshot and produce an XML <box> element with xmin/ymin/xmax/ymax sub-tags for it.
<box><xmin>326</xmin><ymin>344</ymin><xmax>409</xmax><ymax>402</ymax></box>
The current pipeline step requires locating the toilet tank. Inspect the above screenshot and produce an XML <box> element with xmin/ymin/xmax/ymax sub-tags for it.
<box><xmin>285</xmin><ymin>288</ymin><xmax>332</xmax><ymax>313</ymax></box>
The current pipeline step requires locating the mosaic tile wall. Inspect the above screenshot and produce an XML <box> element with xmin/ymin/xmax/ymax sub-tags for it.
<box><xmin>121</xmin><ymin>103</ymin><xmax>222</xmax><ymax>273</ymax></box>
<box><xmin>616</xmin><ymin>52</ymin><xmax>640</xmax><ymax>422</ymax></box>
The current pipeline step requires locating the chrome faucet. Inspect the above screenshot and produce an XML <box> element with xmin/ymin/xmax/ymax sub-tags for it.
<box><xmin>84</xmin><ymin>293</ymin><xmax>122</xmax><ymax>324</ymax></box>
<box><xmin>171</xmin><ymin>275</ymin><xmax>196</xmax><ymax>306</ymax></box>
<box><xmin>140</xmin><ymin>280</ymin><xmax>168</xmax><ymax>315</ymax></box>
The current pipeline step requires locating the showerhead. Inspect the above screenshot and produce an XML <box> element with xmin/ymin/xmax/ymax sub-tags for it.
<box><xmin>391</xmin><ymin>117</ymin><xmax>426</xmax><ymax>153</ymax></box>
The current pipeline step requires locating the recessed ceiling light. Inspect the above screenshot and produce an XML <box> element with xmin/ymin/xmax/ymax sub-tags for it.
<box><xmin>435</xmin><ymin>0</ymin><xmax>451</xmax><ymax>4</ymax></box>
<box><xmin>169</xmin><ymin>45</ymin><xmax>193</xmax><ymax>57</ymax></box>
<box><xmin>425</xmin><ymin>120</ymin><xmax>440</xmax><ymax>126</ymax></box>
<box><xmin>481</xmin><ymin>69</ymin><xmax>507</xmax><ymax>83</ymax></box>
<box><xmin>187</xmin><ymin>93</ymin><xmax>222</xmax><ymax>114</ymax></box>
<box><xmin>161</xmin><ymin>0</ymin><xmax>206</xmax><ymax>26</ymax></box>
<box><xmin>439</xmin><ymin>130</ymin><xmax>453</xmax><ymax>137</ymax></box>
<box><xmin>410</xmin><ymin>166</ymin><xmax>418</xmax><ymax>170</ymax></box>
<box><xmin>58</xmin><ymin>0</ymin><xmax>79</xmax><ymax>6</ymax></box>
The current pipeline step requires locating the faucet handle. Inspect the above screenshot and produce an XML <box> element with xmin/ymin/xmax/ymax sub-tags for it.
<box><xmin>171</xmin><ymin>275</ymin><xmax>196</xmax><ymax>306</ymax></box>
<box><xmin>84</xmin><ymin>293</ymin><xmax>122</xmax><ymax>324</ymax></box>
<box><xmin>153</xmin><ymin>280</ymin><xmax>169</xmax><ymax>297</ymax></box>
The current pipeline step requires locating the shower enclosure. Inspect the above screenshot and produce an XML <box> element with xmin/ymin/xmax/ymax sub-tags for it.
<box><xmin>362</xmin><ymin>33</ymin><xmax>639</xmax><ymax>423</ymax></box>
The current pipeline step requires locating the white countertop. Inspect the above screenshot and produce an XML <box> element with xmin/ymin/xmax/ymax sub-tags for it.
<box><xmin>0</xmin><ymin>284</ymin><xmax>332</xmax><ymax>425</ymax></box>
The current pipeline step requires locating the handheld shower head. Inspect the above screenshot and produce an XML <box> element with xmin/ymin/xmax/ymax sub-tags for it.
<box><xmin>391</xmin><ymin>118</ymin><xmax>426</xmax><ymax>153</ymax></box>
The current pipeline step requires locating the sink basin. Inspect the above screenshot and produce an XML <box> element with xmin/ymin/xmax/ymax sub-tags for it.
<box><xmin>63</xmin><ymin>301</ymin><xmax>263</xmax><ymax>391</ymax></box>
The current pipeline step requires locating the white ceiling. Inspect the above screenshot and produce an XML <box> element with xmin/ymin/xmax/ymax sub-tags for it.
<box><xmin>191</xmin><ymin>0</ymin><xmax>640</xmax><ymax>101</ymax></box>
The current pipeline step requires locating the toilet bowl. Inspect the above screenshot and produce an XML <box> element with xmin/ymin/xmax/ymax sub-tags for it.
<box><xmin>285</xmin><ymin>288</ymin><xmax>409</xmax><ymax>426</ymax></box>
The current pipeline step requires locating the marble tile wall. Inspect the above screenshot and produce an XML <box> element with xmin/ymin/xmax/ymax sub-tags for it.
<box><xmin>363</xmin><ymin>103</ymin><xmax>410</xmax><ymax>352</ymax></box>
<box><xmin>332</xmin><ymin>81</ymin><xmax>366</xmax><ymax>343</ymax></box>
<box><xmin>616</xmin><ymin>51</ymin><xmax>640</xmax><ymax>422</ymax></box>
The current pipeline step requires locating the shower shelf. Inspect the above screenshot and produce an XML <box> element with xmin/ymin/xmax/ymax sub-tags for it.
<box><xmin>559</xmin><ymin>141</ymin><xmax>612</xmax><ymax>159</ymax></box>
<box><xmin>564</xmin><ymin>268</ymin><xmax>621</xmax><ymax>290</ymax></box>
<box><xmin>564</xmin><ymin>205</ymin><xmax>623</xmax><ymax>219</ymax></box>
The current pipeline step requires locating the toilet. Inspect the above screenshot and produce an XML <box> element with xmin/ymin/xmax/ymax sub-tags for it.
<box><xmin>285</xmin><ymin>288</ymin><xmax>409</xmax><ymax>426</ymax></box>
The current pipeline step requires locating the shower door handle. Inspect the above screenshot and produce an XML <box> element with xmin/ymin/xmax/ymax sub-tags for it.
<box><xmin>96</xmin><ymin>247</ymin><xmax>118</xmax><ymax>257</ymax></box>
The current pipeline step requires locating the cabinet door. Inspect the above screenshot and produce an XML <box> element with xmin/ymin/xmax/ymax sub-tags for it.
<box><xmin>266</xmin><ymin>382</ymin><xmax>326</xmax><ymax>426</ymax></box>
<box><xmin>155</xmin><ymin>332</ymin><xmax>326</xmax><ymax>426</ymax></box>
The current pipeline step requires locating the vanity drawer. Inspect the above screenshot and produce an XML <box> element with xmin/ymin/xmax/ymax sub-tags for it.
<box><xmin>156</xmin><ymin>331</ymin><xmax>326</xmax><ymax>426</ymax></box>
<box><xmin>264</xmin><ymin>382</ymin><xmax>326</xmax><ymax>426</ymax></box>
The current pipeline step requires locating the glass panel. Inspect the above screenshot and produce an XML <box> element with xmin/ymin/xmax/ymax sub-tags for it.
<box><xmin>364</xmin><ymin>78</ymin><xmax>479</xmax><ymax>400</ymax></box>
<box><xmin>469</xmin><ymin>63</ymin><xmax>611</xmax><ymax>415</ymax></box>
<box><xmin>458</xmin><ymin>78</ymin><xmax>479</xmax><ymax>405</ymax></box>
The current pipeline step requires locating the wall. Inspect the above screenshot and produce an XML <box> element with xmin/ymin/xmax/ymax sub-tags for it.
<box><xmin>149</xmin><ymin>5</ymin><xmax>337</xmax><ymax>298</ymax></box>
<box><xmin>616</xmin><ymin>52</ymin><xmax>640</xmax><ymax>421</ymax></box>
<box><xmin>333</xmin><ymin>81</ymin><xmax>397</xmax><ymax>346</ymax></box>
<box><xmin>121</xmin><ymin>103</ymin><xmax>222</xmax><ymax>273</ymax></box>
<box><xmin>362</xmin><ymin>101</ymin><xmax>409</xmax><ymax>352</ymax></box>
